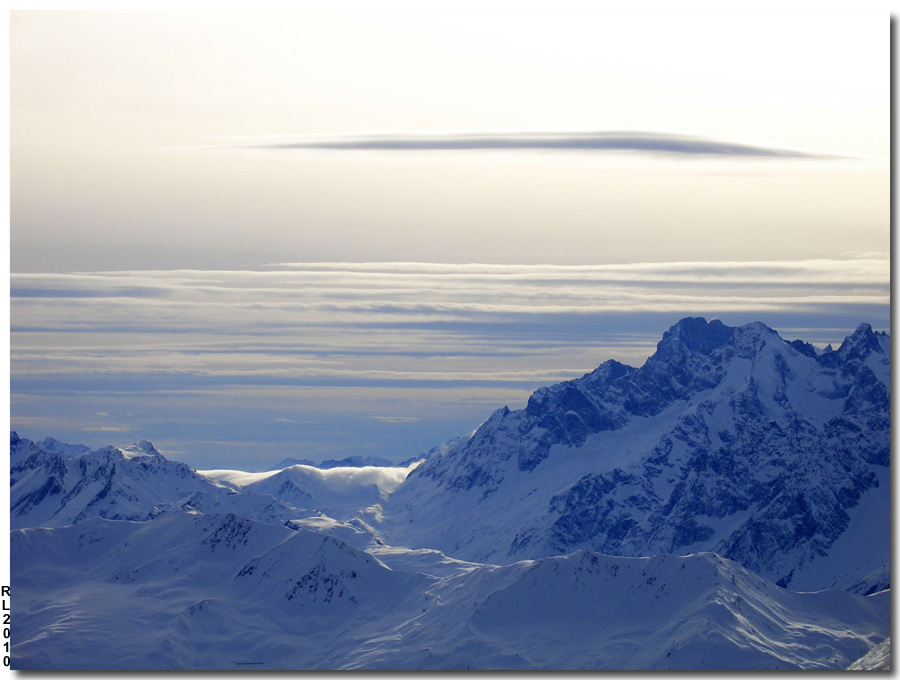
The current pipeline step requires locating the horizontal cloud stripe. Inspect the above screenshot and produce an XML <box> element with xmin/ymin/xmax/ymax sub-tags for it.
<box><xmin>10</xmin><ymin>286</ymin><xmax>168</xmax><ymax>299</ymax></box>
<box><xmin>248</xmin><ymin>130</ymin><xmax>830</xmax><ymax>158</ymax></box>
<box><xmin>15</xmin><ymin>259</ymin><xmax>881</xmax><ymax>294</ymax></box>
<box><xmin>65</xmin><ymin>256</ymin><xmax>887</xmax><ymax>278</ymax></box>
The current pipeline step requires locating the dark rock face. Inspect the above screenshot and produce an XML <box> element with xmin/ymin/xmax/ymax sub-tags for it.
<box><xmin>652</xmin><ymin>317</ymin><xmax>734</xmax><ymax>359</ymax></box>
<box><xmin>395</xmin><ymin>318</ymin><xmax>890</xmax><ymax>591</ymax></box>
<box><xmin>543</xmin><ymin>469</ymin><xmax>654</xmax><ymax>550</ymax></box>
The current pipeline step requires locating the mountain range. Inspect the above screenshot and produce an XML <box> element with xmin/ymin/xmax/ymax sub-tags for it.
<box><xmin>10</xmin><ymin>318</ymin><xmax>890</xmax><ymax>670</ymax></box>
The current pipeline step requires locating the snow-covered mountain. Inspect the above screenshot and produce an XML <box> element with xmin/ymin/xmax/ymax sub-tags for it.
<box><xmin>378</xmin><ymin>319</ymin><xmax>890</xmax><ymax>593</ymax></box>
<box><xmin>9</xmin><ymin>318</ymin><xmax>891</xmax><ymax>670</ymax></box>
<box><xmin>10</xmin><ymin>433</ymin><xmax>302</xmax><ymax>528</ymax></box>
<box><xmin>11</xmin><ymin>511</ymin><xmax>889</xmax><ymax>670</ymax></box>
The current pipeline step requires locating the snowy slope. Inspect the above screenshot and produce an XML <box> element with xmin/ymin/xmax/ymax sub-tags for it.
<box><xmin>379</xmin><ymin>319</ymin><xmax>890</xmax><ymax>592</ymax></box>
<box><xmin>848</xmin><ymin>637</ymin><xmax>891</xmax><ymax>670</ymax></box>
<box><xmin>11</xmin><ymin>514</ymin><xmax>889</xmax><ymax>670</ymax></box>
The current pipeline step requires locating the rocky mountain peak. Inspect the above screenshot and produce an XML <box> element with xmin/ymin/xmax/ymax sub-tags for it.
<box><xmin>131</xmin><ymin>439</ymin><xmax>158</xmax><ymax>453</ymax></box>
<box><xmin>579</xmin><ymin>359</ymin><xmax>635</xmax><ymax>388</ymax></box>
<box><xmin>117</xmin><ymin>440</ymin><xmax>162</xmax><ymax>459</ymax></box>
<box><xmin>651</xmin><ymin>317</ymin><xmax>734</xmax><ymax>360</ymax></box>
<box><xmin>836</xmin><ymin>322</ymin><xmax>884</xmax><ymax>361</ymax></box>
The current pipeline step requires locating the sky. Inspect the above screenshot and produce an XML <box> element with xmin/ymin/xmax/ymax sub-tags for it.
<box><xmin>9</xmin><ymin>10</ymin><xmax>891</xmax><ymax>470</ymax></box>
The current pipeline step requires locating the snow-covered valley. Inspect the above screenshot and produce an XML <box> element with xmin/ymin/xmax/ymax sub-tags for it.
<box><xmin>10</xmin><ymin>318</ymin><xmax>891</xmax><ymax>670</ymax></box>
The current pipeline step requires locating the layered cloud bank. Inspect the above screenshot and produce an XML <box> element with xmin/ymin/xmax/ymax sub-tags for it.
<box><xmin>10</xmin><ymin>257</ymin><xmax>889</xmax><ymax>468</ymax></box>
<box><xmin>12</xmin><ymin>258</ymin><xmax>888</xmax><ymax>324</ymax></box>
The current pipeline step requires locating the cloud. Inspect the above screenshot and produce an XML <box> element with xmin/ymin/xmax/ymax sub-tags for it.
<box><xmin>11</xmin><ymin>258</ymin><xmax>890</xmax><ymax>378</ymax></box>
<box><xmin>12</xmin><ymin>257</ymin><xmax>889</xmax><ymax>468</ymax></box>
<box><xmin>271</xmin><ymin>258</ymin><xmax>890</xmax><ymax>285</ymax></box>
<box><xmin>202</xmin><ymin>462</ymin><xmax>418</xmax><ymax>496</ymax></box>
<box><xmin>246</xmin><ymin>130</ymin><xmax>833</xmax><ymax>159</ymax></box>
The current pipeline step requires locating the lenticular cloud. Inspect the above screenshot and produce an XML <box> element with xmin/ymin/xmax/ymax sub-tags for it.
<box><xmin>246</xmin><ymin>130</ymin><xmax>832</xmax><ymax>159</ymax></box>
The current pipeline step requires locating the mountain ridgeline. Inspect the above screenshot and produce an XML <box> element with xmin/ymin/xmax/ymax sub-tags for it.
<box><xmin>378</xmin><ymin>318</ymin><xmax>890</xmax><ymax>593</ymax></box>
<box><xmin>9</xmin><ymin>436</ymin><xmax>307</xmax><ymax>529</ymax></box>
